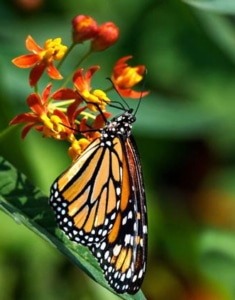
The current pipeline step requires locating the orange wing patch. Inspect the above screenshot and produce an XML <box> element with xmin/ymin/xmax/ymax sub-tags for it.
<box><xmin>107</xmin><ymin>180</ymin><xmax>117</xmax><ymax>214</ymax></box>
<box><xmin>120</xmin><ymin>149</ymin><xmax>130</xmax><ymax>212</ymax></box>
<box><xmin>121</xmin><ymin>247</ymin><xmax>132</xmax><ymax>273</ymax></box>
<box><xmin>115</xmin><ymin>247</ymin><xmax>128</xmax><ymax>270</ymax></box>
<box><xmin>73</xmin><ymin>204</ymin><xmax>89</xmax><ymax>228</ymax></box>
<box><xmin>57</xmin><ymin>139</ymin><xmax>100</xmax><ymax>191</ymax></box>
<box><xmin>83</xmin><ymin>201</ymin><xmax>98</xmax><ymax>233</ymax></box>
<box><xmin>94</xmin><ymin>187</ymin><xmax>107</xmax><ymax>227</ymax></box>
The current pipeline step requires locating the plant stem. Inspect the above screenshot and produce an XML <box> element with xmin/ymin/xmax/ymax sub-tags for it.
<box><xmin>57</xmin><ymin>43</ymin><xmax>76</xmax><ymax>70</ymax></box>
<box><xmin>61</xmin><ymin>48</ymin><xmax>93</xmax><ymax>88</ymax></box>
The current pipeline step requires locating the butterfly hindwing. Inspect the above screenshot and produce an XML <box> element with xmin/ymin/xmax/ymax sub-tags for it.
<box><xmin>89</xmin><ymin>135</ymin><xmax>147</xmax><ymax>294</ymax></box>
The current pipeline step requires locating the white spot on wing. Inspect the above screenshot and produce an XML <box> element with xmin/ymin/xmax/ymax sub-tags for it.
<box><xmin>124</xmin><ymin>234</ymin><xmax>131</xmax><ymax>245</ymax></box>
<box><xmin>122</xmin><ymin>216</ymin><xmax>127</xmax><ymax>225</ymax></box>
<box><xmin>113</xmin><ymin>244</ymin><xmax>121</xmax><ymax>256</ymax></box>
<box><xmin>101</xmin><ymin>242</ymin><xmax>106</xmax><ymax>250</ymax></box>
<box><xmin>143</xmin><ymin>225</ymin><xmax>147</xmax><ymax>234</ymax></box>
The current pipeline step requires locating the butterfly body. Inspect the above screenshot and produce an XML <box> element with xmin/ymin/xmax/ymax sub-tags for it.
<box><xmin>49</xmin><ymin>108</ymin><xmax>147</xmax><ymax>294</ymax></box>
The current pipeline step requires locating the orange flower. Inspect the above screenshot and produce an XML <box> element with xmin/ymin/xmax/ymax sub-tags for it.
<box><xmin>112</xmin><ymin>55</ymin><xmax>149</xmax><ymax>98</ymax></box>
<box><xmin>12</xmin><ymin>35</ymin><xmax>67</xmax><ymax>86</ymax></box>
<box><xmin>67</xmin><ymin>112</ymin><xmax>113</xmax><ymax>161</ymax></box>
<box><xmin>72</xmin><ymin>15</ymin><xmax>98</xmax><ymax>43</ymax></box>
<box><xmin>91</xmin><ymin>22</ymin><xmax>119</xmax><ymax>51</ymax></box>
<box><xmin>79</xmin><ymin>111</ymin><xmax>112</xmax><ymax>141</ymax></box>
<box><xmin>52</xmin><ymin>66</ymin><xmax>110</xmax><ymax>112</ymax></box>
<box><xmin>68</xmin><ymin>138</ymin><xmax>90</xmax><ymax>161</ymax></box>
<box><xmin>9</xmin><ymin>84</ymin><xmax>76</xmax><ymax>140</ymax></box>
<box><xmin>73</xmin><ymin>66</ymin><xmax>110</xmax><ymax>111</ymax></box>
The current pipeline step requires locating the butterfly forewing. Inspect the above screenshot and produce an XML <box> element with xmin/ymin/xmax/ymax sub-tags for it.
<box><xmin>49</xmin><ymin>109</ymin><xmax>147</xmax><ymax>294</ymax></box>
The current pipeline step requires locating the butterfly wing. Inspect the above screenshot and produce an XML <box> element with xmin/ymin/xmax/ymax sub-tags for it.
<box><xmin>50</xmin><ymin>137</ymin><xmax>122</xmax><ymax>245</ymax></box>
<box><xmin>50</xmin><ymin>109</ymin><xmax>147</xmax><ymax>294</ymax></box>
<box><xmin>90</xmin><ymin>135</ymin><xmax>147</xmax><ymax>294</ymax></box>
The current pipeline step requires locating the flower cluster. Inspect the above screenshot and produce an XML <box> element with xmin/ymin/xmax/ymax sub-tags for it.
<box><xmin>10</xmin><ymin>15</ymin><xmax>149</xmax><ymax>160</ymax></box>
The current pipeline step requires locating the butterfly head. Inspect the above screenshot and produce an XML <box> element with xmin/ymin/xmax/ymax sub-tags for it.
<box><xmin>103</xmin><ymin>109</ymin><xmax>136</xmax><ymax>138</ymax></box>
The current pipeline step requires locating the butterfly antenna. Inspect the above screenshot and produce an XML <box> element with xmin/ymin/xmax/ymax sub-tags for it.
<box><xmin>106</xmin><ymin>77</ymin><xmax>130</xmax><ymax>110</ymax></box>
<box><xmin>134</xmin><ymin>69</ymin><xmax>148</xmax><ymax>116</ymax></box>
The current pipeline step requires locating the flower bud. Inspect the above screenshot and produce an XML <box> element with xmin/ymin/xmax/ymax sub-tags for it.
<box><xmin>72</xmin><ymin>15</ymin><xmax>98</xmax><ymax>44</ymax></box>
<box><xmin>91</xmin><ymin>22</ymin><xmax>119</xmax><ymax>51</ymax></box>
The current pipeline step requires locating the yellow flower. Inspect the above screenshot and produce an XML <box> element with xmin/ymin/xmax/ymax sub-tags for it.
<box><xmin>12</xmin><ymin>35</ymin><xmax>67</xmax><ymax>86</ymax></box>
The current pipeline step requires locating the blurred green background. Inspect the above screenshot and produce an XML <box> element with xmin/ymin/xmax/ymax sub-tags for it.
<box><xmin>1</xmin><ymin>0</ymin><xmax>235</xmax><ymax>299</ymax></box>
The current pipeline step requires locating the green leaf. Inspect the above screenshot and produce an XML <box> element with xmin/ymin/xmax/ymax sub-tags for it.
<box><xmin>183</xmin><ymin>0</ymin><xmax>235</xmax><ymax>14</ymax></box>
<box><xmin>198</xmin><ymin>229</ymin><xmax>235</xmax><ymax>290</ymax></box>
<box><xmin>194</xmin><ymin>10</ymin><xmax>235</xmax><ymax>64</ymax></box>
<box><xmin>0</xmin><ymin>156</ymin><xmax>146</xmax><ymax>300</ymax></box>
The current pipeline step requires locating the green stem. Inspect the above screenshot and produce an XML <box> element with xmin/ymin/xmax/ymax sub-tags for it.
<box><xmin>103</xmin><ymin>85</ymin><xmax>114</xmax><ymax>93</ymax></box>
<box><xmin>80</xmin><ymin>111</ymin><xmax>96</xmax><ymax>120</ymax></box>
<box><xmin>57</xmin><ymin>43</ymin><xmax>76</xmax><ymax>70</ymax></box>
<box><xmin>0</xmin><ymin>126</ymin><xmax>16</xmax><ymax>143</ymax></box>
<box><xmin>52</xmin><ymin>100</ymin><xmax>75</xmax><ymax>107</ymax></box>
<box><xmin>61</xmin><ymin>48</ymin><xmax>93</xmax><ymax>88</ymax></box>
<box><xmin>34</xmin><ymin>84</ymin><xmax>39</xmax><ymax>94</ymax></box>
<box><xmin>74</xmin><ymin>48</ymin><xmax>93</xmax><ymax>70</ymax></box>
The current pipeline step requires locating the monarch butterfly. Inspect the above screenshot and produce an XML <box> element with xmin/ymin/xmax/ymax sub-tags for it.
<box><xmin>49</xmin><ymin>107</ymin><xmax>147</xmax><ymax>294</ymax></box>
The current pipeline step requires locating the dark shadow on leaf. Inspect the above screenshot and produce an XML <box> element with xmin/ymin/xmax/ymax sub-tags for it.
<box><xmin>0</xmin><ymin>156</ymin><xmax>56</xmax><ymax>234</ymax></box>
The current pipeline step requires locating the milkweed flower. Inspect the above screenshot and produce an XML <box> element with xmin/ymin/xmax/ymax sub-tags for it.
<box><xmin>9</xmin><ymin>84</ymin><xmax>76</xmax><ymax>140</ymax></box>
<box><xmin>12</xmin><ymin>35</ymin><xmax>67</xmax><ymax>87</ymax></box>
<box><xmin>91</xmin><ymin>22</ymin><xmax>119</xmax><ymax>51</ymax></box>
<box><xmin>73</xmin><ymin>66</ymin><xmax>111</xmax><ymax>111</ymax></box>
<box><xmin>72</xmin><ymin>15</ymin><xmax>98</xmax><ymax>44</ymax></box>
<box><xmin>68</xmin><ymin>109</ymin><xmax>111</xmax><ymax>160</ymax></box>
<box><xmin>112</xmin><ymin>55</ymin><xmax>149</xmax><ymax>98</ymax></box>
<box><xmin>52</xmin><ymin>66</ymin><xmax>110</xmax><ymax>112</ymax></box>
<box><xmin>68</xmin><ymin>138</ymin><xmax>90</xmax><ymax>161</ymax></box>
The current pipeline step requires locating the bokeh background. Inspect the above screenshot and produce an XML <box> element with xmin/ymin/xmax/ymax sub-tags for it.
<box><xmin>1</xmin><ymin>0</ymin><xmax>235</xmax><ymax>299</ymax></box>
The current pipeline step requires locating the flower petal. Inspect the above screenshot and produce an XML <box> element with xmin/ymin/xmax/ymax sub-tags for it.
<box><xmin>115</xmin><ymin>86</ymin><xmax>149</xmax><ymax>99</ymax></box>
<box><xmin>21</xmin><ymin>123</ymin><xmax>36</xmax><ymax>139</ymax></box>
<box><xmin>53</xmin><ymin>109</ymin><xmax>70</xmax><ymax>126</ymax></box>
<box><xmin>42</xmin><ymin>83</ymin><xmax>52</xmax><ymax>104</ymax></box>
<box><xmin>29</xmin><ymin>63</ymin><xmax>47</xmax><ymax>87</ymax></box>
<box><xmin>12</xmin><ymin>54</ymin><xmax>40</xmax><ymax>68</ymax></box>
<box><xmin>112</xmin><ymin>55</ymin><xmax>132</xmax><ymax>77</ymax></box>
<box><xmin>51</xmin><ymin>88</ymin><xmax>78</xmax><ymax>100</ymax></box>
<box><xmin>9</xmin><ymin>112</ymin><xmax>39</xmax><ymax>125</ymax></box>
<box><xmin>91</xmin><ymin>22</ymin><xmax>119</xmax><ymax>51</ymax></box>
<box><xmin>93</xmin><ymin>112</ymin><xmax>112</xmax><ymax>129</ymax></box>
<box><xmin>27</xmin><ymin>93</ymin><xmax>45</xmax><ymax>115</ymax></box>
<box><xmin>85</xmin><ymin>65</ymin><xmax>100</xmax><ymax>83</ymax></box>
<box><xmin>73</xmin><ymin>66</ymin><xmax>99</xmax><ymax>91</ymax></box>
<box><xmin>47</xmin><ymin>63</ymin><xmax>63</xmax><ymax>80</ymax></box>
<box><xmin>68</xmin><ymin>103</ymin><xmax>86</xmax><ymax>123</ymax></box>
<box><xmin>26</xmin><ymin>35</ymin><xmax>43</xmax><ymax>53</ymax></box>
<box><xmin>79</xmin><ymin>117</ymin><xmax>90</xmax><ymax>132</ymax></box>
<box><xmin>73</xmin><ymin>68</ymin><xmax>86</xmax><ymax>91</ymax></box>
<box><xmin>79</xmin><ymin>117</ymin><xmax>101</xmax><ymax>141</ymax></box>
